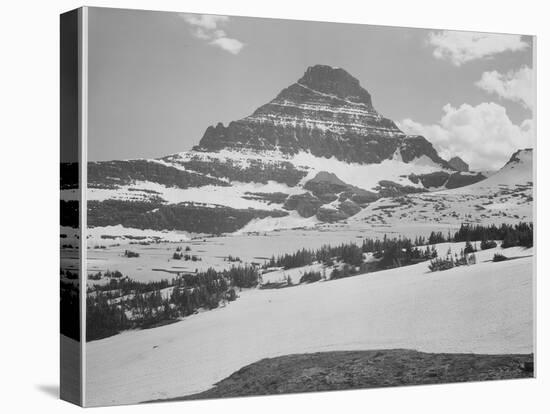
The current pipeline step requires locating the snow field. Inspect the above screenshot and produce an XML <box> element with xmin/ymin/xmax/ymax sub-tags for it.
<box><xmin>86</xmin><ymin>243</ymin><xmax>533</xmax><ymax>405</ymax></box>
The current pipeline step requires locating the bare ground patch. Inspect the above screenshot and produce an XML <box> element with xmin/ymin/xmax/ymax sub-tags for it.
<box><xmin>153</xmin><ymin>349</ymin><xmax>533</xmax><ymax>401</ymax></box>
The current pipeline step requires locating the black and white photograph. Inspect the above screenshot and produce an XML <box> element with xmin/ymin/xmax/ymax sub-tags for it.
<box><xmin>58</xmin><ymin>5</ymin><xmax>535</xmax><ymax>408</ymax></box>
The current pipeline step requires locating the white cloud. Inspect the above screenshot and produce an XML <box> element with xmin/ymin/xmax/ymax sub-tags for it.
<box><xmin>428</xmin><ymin>31</ymin><xmax>529</xmax><ymax>66</ymax></box>
<box><xmin>180</xmin><ymin>14</ymin><xmax>244</xmax><ymax>54</ymax></box>
<box><xmin>181</xmin><ymin>14</ymin><xmax>229</xmax><ymax>30</ymax></box>
<box><xmin>476</xmin><ymin>66</ymin><xmax>534</xmax><ymax>110</ymax></box>
<box><xmin>209</xmin><ymin>37</ymin><xmax>244</xmax><ymax>55</ymax></box>
<box><xmin>398</xmin><ymin>102</ymin><xmax>533</xmax><ymax>170</ymax></box>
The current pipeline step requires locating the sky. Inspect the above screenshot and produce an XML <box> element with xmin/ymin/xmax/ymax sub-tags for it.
<box><xmin>87</xmin><ymin>7</ymin><xmax>534</xmax><ymax>170</ymax></box>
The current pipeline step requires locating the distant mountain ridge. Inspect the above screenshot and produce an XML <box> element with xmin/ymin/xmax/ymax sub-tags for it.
<box><xmin>59</xmin><ymin>65</ymin><xmax>532</xmax><ymax>236</ymax></box>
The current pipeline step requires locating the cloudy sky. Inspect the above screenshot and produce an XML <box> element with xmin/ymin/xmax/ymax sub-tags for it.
<box><xmin>88</xmin><ymin>7</ymin><xmax>534</xmax><ymax>170</ymax></box>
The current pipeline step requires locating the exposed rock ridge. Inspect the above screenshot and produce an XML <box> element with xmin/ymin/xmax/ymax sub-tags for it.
<box><xmin>197</xmin><ymin>65</ymin><xmax>421</xmax><ymax>164</ymax></box>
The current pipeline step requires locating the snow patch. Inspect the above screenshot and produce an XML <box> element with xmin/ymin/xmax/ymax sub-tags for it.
<box><xmin>234</xmin><ymin>211</ymin><xmax>320</xmax><ymax>234</ymax></box>
<box><xmin>290</xmin><ymin>152</ymin><xmax>442</xmax><ymax>190</ymax></box>
<box><xmin>87</xmin><ymin>180</ymin><xmax>302</xmax><ymax>211</ymax></box>
<box><xmin>87</xmin><ymin>225</ymin><xmax>190</xmax><ymax>245</ymax></box>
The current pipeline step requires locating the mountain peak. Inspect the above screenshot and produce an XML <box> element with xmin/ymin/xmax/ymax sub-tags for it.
<box><xmin>194</xmin><ymin>65</ymin><xmax>483</xmax><ymax>166</ymax></box>
<box><xmin>297</xmin><ymin>65</ymin><xmax>373</xmax><ymax>107</ymax></box>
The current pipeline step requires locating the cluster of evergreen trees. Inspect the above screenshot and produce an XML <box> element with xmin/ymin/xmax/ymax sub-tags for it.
<box><xmin>224</xmin><ymin>265</ymin><xmax>259</xmax><ymax>288</ymax></box>
<box><xmin>264</xmin><ymin>222</ymin><xmax>533</xmax><ymax>281</ymax></box>
<box><xmin>89</xmin><ymin>277</ymin><xmax>170</xmax><ymax>296</ymax></box>
<box><xmin>86</xmin><ymin>295</ymin><xmax>129</xmax><ymax>340</ymax></box>
<box><xmin>428</xmin><ymin>244</ymin><xmax>477</xmax><ymax>272</ymax></box>
<box><xmin>452</xmin><ymin>222</ymin><xmax>533</xmax><ymax>248</ymax></box>
<box><xmin>225</xmin><ymin>222</ymin><xmax>532</xmax><ymax>281</ymax></box>
<box><xmin>86</xmin><ymin>265</ymin><xmax>260</xmax><ymax>341</ymax></box>
<box><xmin>299</xmin><ymin>271</ymin><xmax>323</xmax><ymax>284</ymax></box>
<box><xmin>480</xmin><ymin>239</ymin><xmax>498</xmax><ymax>250</ymax></box>
<box><xmin>266</xmin><ymin>235</ymin><xmax>438</xmax><ymax>274</ymax></box>
<box><xmin>88</xmin><ymin>270</ymin><xmax>123</xmax><ymax>281</ymax></box>
<box><xmin>330</xmin><ymin>264</ymin><xmax>360</xmax><ymax>280</ymax></box>
<box><xmin>369</xmin><ymin>222</ymin><xmax>533</xmax><ymax>250</ymax></box>
<box><xmin>266</xmin><ymin>248</ymin><xmax>316</xmax><ymax>269</ymax></box>
<box><xmin>367</xmin><ymin>236</ymin><xmax>437</xmax><ymax>269</ymax></box>
<box><xmin>172</xmin><ymin>252</ymin><xmax>200</xmax><ymax>261</ymax></box>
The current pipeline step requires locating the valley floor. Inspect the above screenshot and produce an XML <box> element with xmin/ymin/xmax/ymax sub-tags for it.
<box><xmin>75</xmin><ymin>222</ymin><xmax>472</xmax><ymax>284</ymax></box>
<box><xmin>85</xmin><ymin>243</ymin><xmax>533</xmax><ymax>406</ymax></box>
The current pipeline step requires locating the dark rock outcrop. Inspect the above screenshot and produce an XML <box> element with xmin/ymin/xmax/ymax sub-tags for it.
<box><xmin>283</xmin><ymin>193</ymin><xmax>324</xmax><ymax>218</ymax></box>
<box><xmin>409</xmin><ymin>172</ymin><xmax>450</xmax><ymax>189</ymax></box>
<box><xmin>163</xmin><ymin>153</ymin><xmax>308</xmax><ymax>187</ymax></box>
<box><xmin>398</xmin><ymin>136</ymin><xmax>450</xmax><ymax>167</ymax></box>
<box><xmin>316</xmin><ymin>200</ymin><xmax>362</xmax><ymax>223</ymax></box>
<box><xmin>316</xmin><ymin>206</ymin><xmax>349</xmax><ymax>223</ymax></box>
<box><xmin>304</xmin><ymin>171</ymin><xmax>377</xmax><ymax>206</ymax></box>
<box><xmin>448</xmin><ymin>156</ymin><xmax>469</xmax><ymax>172</ymax></box>
<box><xmin>446</xmin><ymin>172</ymin><xmax>486</xmax><ymax>189</ymax></box>
<box><xmin>408</xmin><ymin>171</ymin><xmax>486</xmax><ymax>190</ymax></box>
<box><xmin>87</xmin><ymin>160</ymin><xmax>228</xmax><ymax>190</ymax></box>
<box><xmin>88</xmin><ymin>200</ymin><xmax>288</xmax><ymax>234</ymax></box>
<box><xmin>298</xmin><ymin>65</ymin><xmax>374</xmax><ymax>106</ymax></box>
<box><xmin>339</xmin><ymin>199</ymin><xmax>362</xmax><ymax>217</ymax></box>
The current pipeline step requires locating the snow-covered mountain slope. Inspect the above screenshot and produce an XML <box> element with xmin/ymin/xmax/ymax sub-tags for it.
<box><xmin>164</xmin><ymin>147</ymin><xmax>452</xmax><ymax>193</ymax></box>
<box><xmin>455</xmin><ymin>148</ymin><xmax>533</xmax><ymax>194</ymax></box>
<box><xmin>72</xmin><ymin>144</ymin><xmax>486</xmax><ymax>236</ymax></box>
<box><xmin>348</xmin><ymin>149</ymin><xmax>533</xmax><ymax>229</ymax></box>
<box><xmin>62</xmin><ymin>65</ymin><xmax>534</xmax><ymax>236</ymax></box>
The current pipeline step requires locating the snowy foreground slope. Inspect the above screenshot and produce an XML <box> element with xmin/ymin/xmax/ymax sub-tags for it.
<box><xmin>86</xmin><ymin>244</ymin><xmax>533</xmax><ymax>406</ymax></box>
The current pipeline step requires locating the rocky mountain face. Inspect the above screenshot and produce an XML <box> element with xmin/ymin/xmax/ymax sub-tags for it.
<box><xmin>448</xmin><ymin>156</ymin><xmax>469</xmax><ymax>172</ymax></box>
<box><xmin>198</xmin><ymin>65</ymin><xmax>448</xmax><ymax>166</ymax></box>
<box><xmin>61</xmin><ymin>65</ymin><xmax>507</xmax><ymax>236</ymax></box>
